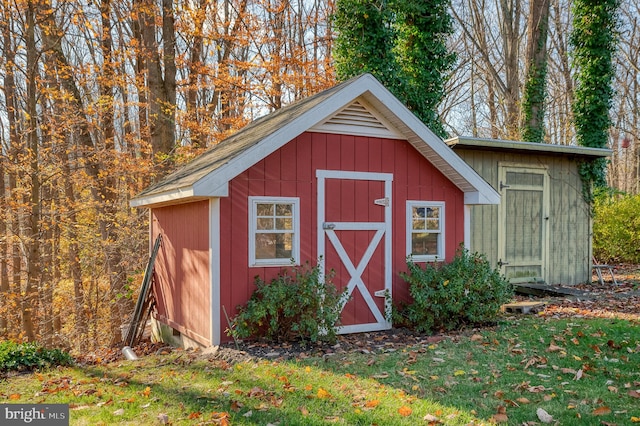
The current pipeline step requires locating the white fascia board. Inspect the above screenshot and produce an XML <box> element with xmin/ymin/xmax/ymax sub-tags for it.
<box><xmin>362</xmin><ymin>79</ymin><xmax>501</xmax><ymax>205</ymax></box>
<box><xmin>130</xmin><ymin>186</ymin><xmax>197</xmax><ymax>208</ymax></box>
<box><xmin>464</xmin><ymin>190</ymin><xmax>500</xmax><ymax>205</ymax></box>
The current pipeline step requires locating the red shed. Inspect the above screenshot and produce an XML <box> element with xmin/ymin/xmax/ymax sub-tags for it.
<box><xmin>131</xmin><ymin>74</ymin><xmax>500</xmax><ymax>348</ymax></box>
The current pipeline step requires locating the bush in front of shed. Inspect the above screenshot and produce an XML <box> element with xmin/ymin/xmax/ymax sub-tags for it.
<box><xmin>228</xmin><ymin>262</ymin><xmax>347</xmax><ymax>344</ymax></box>
<box><xmin>398</xmin><ymin>248</ymin><xmax>513</xmax><ymax>333</ymax></box>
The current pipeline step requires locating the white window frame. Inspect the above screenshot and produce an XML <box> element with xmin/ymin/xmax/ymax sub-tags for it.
<box><xmin>406</xmin><ymin>201</ymin><xmax>445</xmax><ymax>262</ymax></box>
<box><xmin>249</xmin><ymin>196</ymin><xmax>300</xmax><ymax>267</ymax></box>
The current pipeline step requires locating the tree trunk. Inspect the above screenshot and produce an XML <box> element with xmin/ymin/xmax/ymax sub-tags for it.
<box><xmin>23</xmin><ymin>0</ymin><xmax>41</xmax><ymax>342</ymax></box>
<box><xmin>522</xmin><ymin>0</ymin><xmax>550</xmax><ymax>142</ymax></box>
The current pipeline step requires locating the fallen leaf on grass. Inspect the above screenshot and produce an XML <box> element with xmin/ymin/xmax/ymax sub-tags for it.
<box><xmin>113</xmin><ymin>408</ymin><xmax>125</xmax><ymax>416</ymax></box>
<box><xmin>491</xmin><ymin>406</ymin><xmax>508</xmax><ymax>423</ymax></box>
<box><xmin>157</xmin><ymin>413</ymin><xmax>169</xmax><ymax>424</ymax></box>
<box><xmin>298</xmin><ymin>406</ymin><xmax>309</xmax><ymax>416</ymax></box>
<box><xmin>536</xmin><ymin>407</ymin><xmax>554</xmax><ymax>423</ymax></box>
<box><xmin>398</xmin><ymin>405</ymin><xmax>412</xmax><ymax>416</ymax></box>
<box><xmin>631</xmin><ymin>416</ymin><xmax>640</xmax><ymax>422</ymax></box>
<box><xmin>491</xmin><ymin>413</ymin><xmax>508</xmax><ymax>423</ymax></box>
<box><xmin>470</xmin><ymin>334</ymin><xmax>484</xmax><ymax>342</ymax></box>
<box><xmin>317</xmin><ymin>388</ymin><xmax>331</xmax><ymax>399</ymax></box>
<box><xmin>629</xmin><ymin>390</ymin><xmax>640</xmax><ymax>398</ymax></box>
<box><xmin>574</xmin><ymin>369</ymin><xmax>584</xmax><ymax>380</ymax></box>
<box><xmin>9</xmin><ymin>394</ymin><xmax>21</xmax><ymax>400</ymax></box>
<box><xmin>592</xmin><ymin>406</ymin><xmax>612</xmax><ymax>416</ymax></box>
<box><xmin>423</xmin><ymin>413</ymin><xmax>442</xmax><ymax>423</ymax></box>
<box><xmin>546</xmin><ymin>342</ymin><xmax>564</xmax><ymax>353</ymax></box>
<box><xmin>364</xmin><ymin>399</ymin><xmax>380</xmax><ymax>408</ymax></box>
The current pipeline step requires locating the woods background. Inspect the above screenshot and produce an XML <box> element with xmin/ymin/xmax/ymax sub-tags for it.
<box><xmin>0</xmin><ymin>0</ymin><xmax>637</xmax><ymax>351</ymax></box>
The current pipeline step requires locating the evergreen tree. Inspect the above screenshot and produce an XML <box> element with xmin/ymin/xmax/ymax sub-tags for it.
<box><xmin>333</xmin><ymin>0</ymin><xmax>455</xmax><ymax>138</ymax></box>
<box><xmin>571</xmin><ymin>0</ymin><xmax>620</xmax><ymax>191</ymax></box>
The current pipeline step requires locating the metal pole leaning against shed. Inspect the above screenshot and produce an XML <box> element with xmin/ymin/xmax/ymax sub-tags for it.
<box><xmin>125</xmin><ymin>234</ymin><xmax>163</xmax><ymax>347</ymax></box>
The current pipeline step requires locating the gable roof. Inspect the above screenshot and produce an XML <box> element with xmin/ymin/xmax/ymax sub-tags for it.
<box><xmin>131</xmin><ymin>74</ymin><xmax>500</xmax><ymax>208</ymax></box>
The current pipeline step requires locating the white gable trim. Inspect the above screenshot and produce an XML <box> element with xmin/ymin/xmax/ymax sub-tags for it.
<box><xmin>150</xmin><ymin>74</ymin><xmax>499</xmax><ymax>207</ymax></box>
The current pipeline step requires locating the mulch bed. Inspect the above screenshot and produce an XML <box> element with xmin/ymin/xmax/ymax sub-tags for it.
<box><xmin>82</xmin><ymin>265</ymin><xmax>639</xmax><ymax>365</ymax></box>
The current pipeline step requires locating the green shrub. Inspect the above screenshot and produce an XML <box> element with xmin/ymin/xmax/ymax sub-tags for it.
<box><xmin>0</xmin><ymin>341</ymin><xmax>74</xmax><ymax>373</ymax></box>
<box><xmin>398</xmin><ymin>248</ymin><xmax>513</xmax><ymax>333</ymax></box>
<box><xmin>593</xmin><ymin>191</ymin><xmax>640</xmax><ymax>263</ymax></box>
<box><xmin>229</xmin><ymin>262</ymin><xmax>347</xmax><ymax>344</ymax></box>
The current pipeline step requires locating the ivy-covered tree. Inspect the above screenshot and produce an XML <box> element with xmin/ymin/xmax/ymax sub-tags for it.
<box><xmin>571</xmin><ymin>0</ymin><xmax>620</xmax><ymax>192</ymax></box>
<box><xmin>521</xmin><ymin>0</ymin><xmax>550</xmax><ymax>143</ymax></box>
<box><xmin>333</xmin><ymin>0</ymin><xmax>398</xmax><ymax>88</ymax></box>
<box><xmin>333</xmin><ymin>0</ymin><xmax>455</xmax><ymax>138</ymax></box>
<box><xmin>393</xmin><ymin>0</ymin><xmax>456</xmax><ymax>138</ymax></box>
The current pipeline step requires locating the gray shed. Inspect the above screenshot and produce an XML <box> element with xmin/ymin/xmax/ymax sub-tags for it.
<box><xmin>447</xmin><ymin>137</ymin><xmax>611</xmax><ymax>286</ymax></box>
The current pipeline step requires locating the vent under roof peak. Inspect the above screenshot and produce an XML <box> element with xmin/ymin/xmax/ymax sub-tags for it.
<box><xmin>310</xmin><ymin>100</ymin><xmax>403</xmax><ymax>139</ymax></box>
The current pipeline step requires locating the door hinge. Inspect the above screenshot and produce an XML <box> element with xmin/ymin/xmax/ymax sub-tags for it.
<box><xmin>322</xmin><ymin>222</ymin><xmax>336</xmax><ymax>230</ymax></box>
<box><xmin>374</xmin><ymin>197</ymin><xmax>389</xmax><ymax>207</ymax></box>
<box><xmin>499</xmin><ymin>181</ymin><xmax>510</xmax><ymax>191</ymax></box>
<box><xmin>373</xmin><ymin>290</ymin><xmax>388</xmax><ymax>297</ymax></box>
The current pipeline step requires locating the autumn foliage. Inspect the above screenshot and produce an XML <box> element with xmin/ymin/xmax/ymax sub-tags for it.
<box><xmin>0</xmin><ymin>0</ymin><xmax>335</xmax><ymax>351</ymax></box>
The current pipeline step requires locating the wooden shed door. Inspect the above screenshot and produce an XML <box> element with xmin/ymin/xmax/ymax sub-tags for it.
<box><xmin>317</xmin><ymin>170</ymin><xmax>392</xmax><ymax>334</ymax></box>
<box><xmin>498</xmin><ymin>165</ymin><xmax>549</xmax><ymax>283</ymax></box>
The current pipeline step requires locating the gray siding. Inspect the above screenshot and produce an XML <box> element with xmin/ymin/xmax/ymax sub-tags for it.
<box><xmin>456</xmin><ymin>149</ymin><xmax>591</xmax><ymax>285</ymax></box>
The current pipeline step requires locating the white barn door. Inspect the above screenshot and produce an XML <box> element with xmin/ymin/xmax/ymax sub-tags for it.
<box><xmin>317</xmin><ymin>170</ymin><xmax>392</xmax><ymax>334</ymax></box>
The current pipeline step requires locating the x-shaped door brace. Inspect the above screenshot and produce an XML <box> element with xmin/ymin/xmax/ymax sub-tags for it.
<box><xmin>324</xmin><ymin>223</ymin><xmax>386</xmax><ymax>325</ymax></box>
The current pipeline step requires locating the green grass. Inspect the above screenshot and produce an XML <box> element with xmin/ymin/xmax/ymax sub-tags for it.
<box><xmin>1</xmin><ymin>316</ymin><xmax>639</xmax><ymax>425</ymax></box>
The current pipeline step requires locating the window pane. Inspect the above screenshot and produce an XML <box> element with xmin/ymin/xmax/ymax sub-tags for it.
<box><xmin>411</xmin><ymin>233</ymin><xmax>439</xmax><ymax>256</ymax></box>
<box><xmin>256</xmin><ymin>203</ymin><xmax>274</xmax><ymax>216</ymax></box>
<box><xmin>426</xmin><ymin>219</ymin><xmax>440</xmax><ymax>230</ymax></box>
<box><xmin>255</xmin><ymin>233</ymin><xmax>292</xmax><ymax>260</ymax></box>
<box><xmin>275</xmin><ymin>204</ymin><xmax>292</xmax><ymax>216</ymax></box>
<box><xmin>275</xmin><ymin>218</ymin><xmax>293</xmax><ymax>230</ymax></box>
<box><xmin>255</xmin><ymin>233</ymin><xmax>277</xmax><ymax>259</ymax></box>
<box><xmin>275</xmin><ymin>233</ymin><xmax>292</xmax><ymax>258</ymax></box>
<box><xmin>426</xmin><ymin>207</ymin><xmax>439</xmax><ymax>218</ymax></box>
<box><xmin>257</xmin><ymin>218</ymin><xmax>274</xmax><ymax>230</ymax></box>
<box><xmin>412</xmin><ymin>219</ymin><xmax>425</xmax><ymax>230</ymax></box>
<box><xmin>413</xmin><ymin>207</ymin><xmax>426</xmax><ymax>218</ymax></box>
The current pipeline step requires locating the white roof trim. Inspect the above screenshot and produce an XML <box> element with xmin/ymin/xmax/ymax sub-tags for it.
<box><xmin>129</xmin><ymin>187</ymin><xmax>199</xmax><ymax>208</ymax></box>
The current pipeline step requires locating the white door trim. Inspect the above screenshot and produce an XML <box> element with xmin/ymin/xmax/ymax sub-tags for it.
<box><xmin>316</xmin><ymin>170</ymin><xmax>393</xmax><ymax>334</ymax></box>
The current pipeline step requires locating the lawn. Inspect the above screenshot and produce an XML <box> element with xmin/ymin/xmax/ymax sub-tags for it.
<box><xmin>2</xmin><ymin>313</ymin><xmax>639</xmax><ymax>425</ymax></box>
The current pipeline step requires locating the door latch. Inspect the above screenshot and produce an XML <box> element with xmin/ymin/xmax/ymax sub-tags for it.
<box><xmin>322</xmin><ymin>222</ymin><xmax>336</xmax><ymax>230</ymax></box>
<box><xmin>497</xmin><ymin>259</ymin><xmax>510</xmax><ymax>267</ymax></box>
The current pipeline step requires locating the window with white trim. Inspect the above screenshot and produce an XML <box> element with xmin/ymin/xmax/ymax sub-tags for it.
<box><xmin>406</xmin><ymin>201</ymin><xmax>445</xmax><ymax>261</ymax></box>
<box><xmin>249</xmin><ymin>197</ymin><xmax>300</xmax><ymax>266</ymax></box>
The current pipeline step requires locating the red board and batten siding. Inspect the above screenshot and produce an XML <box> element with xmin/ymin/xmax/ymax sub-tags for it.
<box><xmin>151</xmin><ymin>201</ymin><xmax>211</xmax><ymax>345</ymax></box>
<box><xmin>217</xmin><ymin>131</ymin><xmax>465</xmax><ymax>342</ymax></box>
